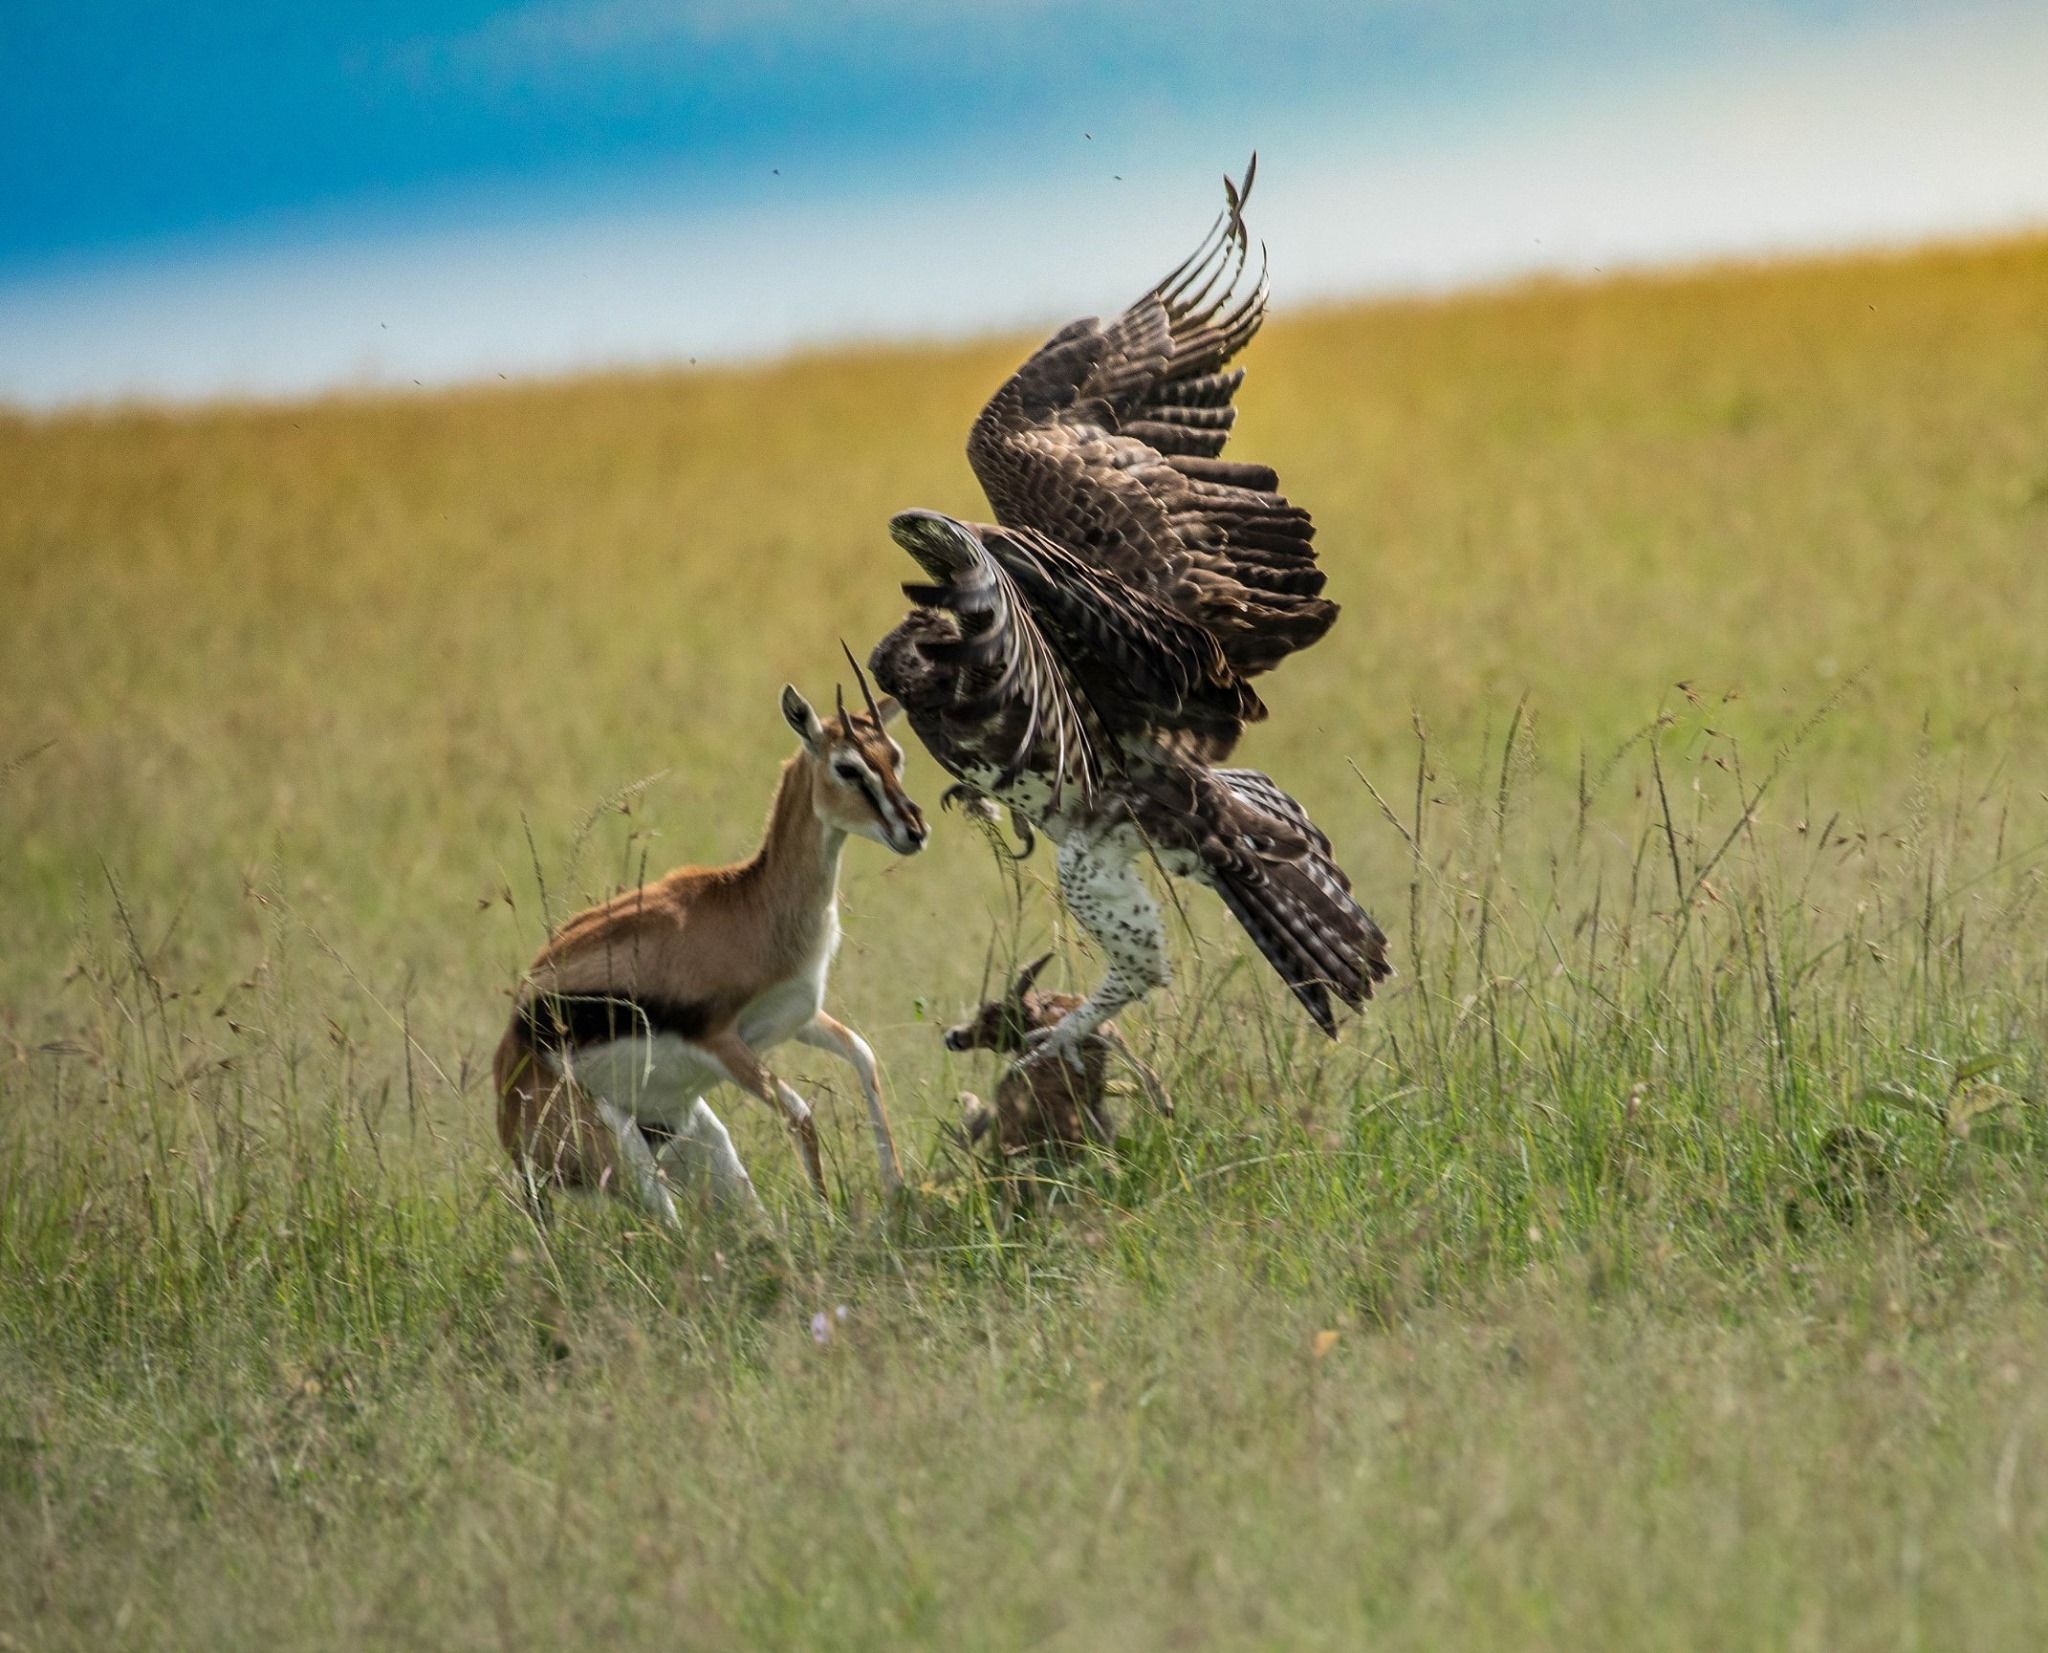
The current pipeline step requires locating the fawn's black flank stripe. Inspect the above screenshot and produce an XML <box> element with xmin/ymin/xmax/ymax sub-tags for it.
<box><xmin>517</xmin><ymin>991</ymin><xmax>712</xmax><ymax>1050</ymax></box>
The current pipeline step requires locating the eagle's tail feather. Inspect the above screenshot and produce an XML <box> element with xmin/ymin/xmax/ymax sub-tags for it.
<box><xmin>1208</xmin><ymin>772</ymin><xmax>1392</xmax><ymax>1037</ymax></box>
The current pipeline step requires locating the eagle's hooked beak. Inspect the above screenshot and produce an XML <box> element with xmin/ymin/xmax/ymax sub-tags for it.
<box><xmin>889</xmin><ymin>509</ymin><xmax>981</xmax><ymax>578</ymax></box>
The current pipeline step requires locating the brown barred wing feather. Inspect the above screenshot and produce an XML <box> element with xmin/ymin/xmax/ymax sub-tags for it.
<box><xmin>885</xmin><ymin>510</ymin><xmax>1097</xmax><ymax>796</ymax></box>
<box><xmin>888</xmin><ymin>510</ymin><xmax>1263</xmax><ymax>764</ymax></box>
<box><xmin>965</xmin><ymin>156</ymin><xmax>1336</xmax><ymax>681</ymax></box>
<box><xmin>983</xmin><ymin>524</ymin><xmax>1265</xmax><ymax>748</ymax></box>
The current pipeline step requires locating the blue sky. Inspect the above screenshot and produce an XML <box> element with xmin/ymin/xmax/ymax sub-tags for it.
<box><xmin>4</xmin><ymin>1</ymin><xmax>2045</xmax><ymax>406</ymax></box>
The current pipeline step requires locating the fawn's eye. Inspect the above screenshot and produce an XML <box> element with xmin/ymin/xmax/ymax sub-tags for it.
<box><xmin>834</xmin><ymin>761</ymin><xmax>862</xmax><ymax>782</ymax></box>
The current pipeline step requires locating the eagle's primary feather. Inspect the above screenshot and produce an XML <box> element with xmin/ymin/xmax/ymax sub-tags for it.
<box><xmin>871</xmin><ymin>159</ymin><xmax>1390</xmax><ymax>1045</ymax></box>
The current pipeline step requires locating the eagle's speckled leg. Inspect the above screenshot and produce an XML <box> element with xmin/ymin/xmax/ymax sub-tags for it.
<box><xmin>1023</xmin><ymin>836</ymin><xmax>1170</xmax><ymax>1075</ymax></box>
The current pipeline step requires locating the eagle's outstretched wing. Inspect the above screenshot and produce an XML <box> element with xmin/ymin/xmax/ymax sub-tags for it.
<box><xmin>882</xmin><ymin>511</ymin><xmax>1096</xmax><ymax>796</ymax></box>
<box><xmin>966</xmin><ymin>156</ymin><xmax>1336</xmax><ymax>679</ymax></box>
<box><xmin>886</xmin><ymin>510</ymin><xmax>1264</xmax><ymax>789</ymax></box>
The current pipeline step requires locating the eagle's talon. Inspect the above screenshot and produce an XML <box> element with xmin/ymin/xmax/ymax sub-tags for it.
<box><xmin>1003</xmin><ymin>809</ymin><xmax>1037</xmax><ymax>861</ymax></box>
<box><xmin>944</xmin><ymin>784</ymin><xmax>1037</xmax><ymax>859</ymax></box>
<box><xmin>941</xmin><ymin>784</ymin><xmax>999</xmax><ymax>822</ymax></box>
<box><xmin>1019</xmin><ymin>1023</ymin><xmax>1089</xmax><ymax>1076</ymax></box>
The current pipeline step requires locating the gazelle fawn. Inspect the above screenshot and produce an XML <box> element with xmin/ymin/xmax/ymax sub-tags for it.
<box><xmin>947</xmin><ymin>953</ymin><xmax>1170</xmax><ymax>1163</ymax></box>
<box><xmin>495</xmin><ymin>669</ymin><xmax>926</xmax><ymax>1225</ymax></box>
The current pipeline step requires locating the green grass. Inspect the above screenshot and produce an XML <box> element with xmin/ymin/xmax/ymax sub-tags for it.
<box><xmin>4</xmin><ymin>234</ymin><xmax>2048</xmax><ymax>1649</ymax></box>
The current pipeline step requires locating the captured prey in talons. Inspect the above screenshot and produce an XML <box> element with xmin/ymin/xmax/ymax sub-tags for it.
<box><xmin>947</xmin><ymin>951</ymin><xmax>1172</xmax><ymax>1180</ymax></box>
<box><xmin>869</xmin><ymin>158</ymin><xmax>1391</xmax><ymax>1085</ymax></box>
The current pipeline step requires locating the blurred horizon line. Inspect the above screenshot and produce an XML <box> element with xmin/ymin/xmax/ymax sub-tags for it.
<box><xmin>7</xmin><ymin>218</ymin><xmax>2046</xmax><ymax>422</ymax></box>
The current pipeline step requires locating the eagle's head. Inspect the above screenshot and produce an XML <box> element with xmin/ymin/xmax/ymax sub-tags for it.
<box><xmin>888</xmin><ymin>508</ymin><xmax>982</xmax><ymax>578</ymax></box>
<box><xmin>871</xmin><ymin>510</ymin><xmax>987</xmax><ymax>714</ymax></box>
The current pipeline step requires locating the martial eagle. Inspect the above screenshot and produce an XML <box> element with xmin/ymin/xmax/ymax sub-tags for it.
<box><xmin>869</xmin><ymin>159</ymin><xmax>1390</xmax><ymax>1065</ymax></box>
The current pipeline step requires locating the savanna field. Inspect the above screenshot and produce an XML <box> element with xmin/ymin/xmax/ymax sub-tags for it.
<box><xmin>4</xmin><ymin>237</ymin><xmax>2047</xmax><ymax>1649</ymax></box>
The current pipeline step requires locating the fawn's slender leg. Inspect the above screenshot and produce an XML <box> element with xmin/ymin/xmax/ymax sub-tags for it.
<box><xmin>1100</xmin><ymin>1028</ymin><xmax>1173</xmax><ymax>1117</ymax></box>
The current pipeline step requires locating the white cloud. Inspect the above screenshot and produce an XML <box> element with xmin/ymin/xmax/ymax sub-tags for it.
<box><xmin>5</xmin><ymin>3</ymin><xmax>2045</xmax><ymax>408</ymax></box>
<box><xmin>398</xmin><ymin>0</ymin><xmax>1069</xmax><ymax>79</ymax></box>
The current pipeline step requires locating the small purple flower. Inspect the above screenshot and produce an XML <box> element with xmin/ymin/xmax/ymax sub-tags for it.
<box><xmin>834</xmin><ymin>1303</ymin><xmax>849</xmax><ymax>1322</ymax></box>
<box><xmin>810</xmin><ymin>1311</ymin><xmax>831</xmax><ymax>1345</ymax></box>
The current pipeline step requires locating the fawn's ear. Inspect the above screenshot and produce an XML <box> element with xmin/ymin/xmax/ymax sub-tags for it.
<box><xmin>780</xmin><ymin>685</ymin><xmax>826</xmax><ymax>755</ymax></box>
<box><xmin>873</xmin><ymin>694</ymin><xmax>905</xmax><ymax>726</ymax></box>
<box><xmin>1011</xmin><ymin>952</ymin><xmax>1054</xmax><ymax>1001</ymax></box>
